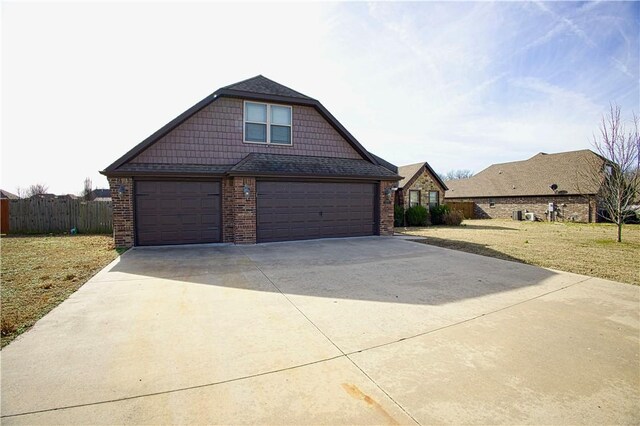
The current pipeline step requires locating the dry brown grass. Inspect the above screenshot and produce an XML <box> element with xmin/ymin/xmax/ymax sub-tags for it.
<box><xmin>399</xmin><ymin>219</ymin><xmax>640</xmax><ymax>285</ymax></box>
<box><xmin>1</xmin><ymin>235</ymin><xmax>120</xmax><ymax>347</ymax></box>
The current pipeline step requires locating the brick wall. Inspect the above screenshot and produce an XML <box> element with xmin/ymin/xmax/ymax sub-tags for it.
<box><xmin>233</xmin><ymin>177</ymin><xmax>256</xmax><ymax>244</ymax></box>
<box><xmin>446</xmin><ymin>195</ymin><xmax>596</xmax><ymax>222</ymax></box>
<box><xmin>130</xmin><ymin>98</ymin><xmax>363</xmax><ymax>165</ymax></box>
<box><xmin>379</xmin><ymin>181</ymin><xmax>395</xmax><ymax>236</ymax></box>
<box><xmin>222</xmin><ymin>178</ymin><xmax>235</xmax><ymax>243</ymax></box>
<box><xmin>108</xmin><ymin>177</ymin><xmax>134</xmax><ymax>248</ymax></box>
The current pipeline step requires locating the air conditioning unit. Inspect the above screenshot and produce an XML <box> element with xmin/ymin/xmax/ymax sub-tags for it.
<box><xmin>524</xmin><ymin>212</ymin><xmax>536</xmax><ymax>221</ymax></box>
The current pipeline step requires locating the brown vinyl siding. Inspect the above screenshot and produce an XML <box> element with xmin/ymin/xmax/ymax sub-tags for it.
<box><xmin>130</xmin><ymin>98</ymin><xmax>362</xmax><ymax>166</ymax></box>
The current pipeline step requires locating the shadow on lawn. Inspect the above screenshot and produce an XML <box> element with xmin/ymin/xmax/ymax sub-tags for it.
<box><xmin>106</xmin><ymin>237</ymin><xmax>556</xmax><ymax>307</ymax></box>
<box><xmin>406</xmin><ymin>236</ymin><xmax>526</xmax><ymax>264</ymax></box>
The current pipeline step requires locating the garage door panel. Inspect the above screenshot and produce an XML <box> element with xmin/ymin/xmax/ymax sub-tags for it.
<box><xmin>257</xmin><ymin>181</ymin><xmax>376</xmax><ymax>243</ymax></box>
<box><xmin>135</xmin><ymin>180</ymin><xmax>221</xmax><ymax>246</ymax></box>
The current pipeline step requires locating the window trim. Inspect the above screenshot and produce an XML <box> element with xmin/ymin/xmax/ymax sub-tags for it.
<box><xmin>243</xmin><ymin>101</ymin><xmax>293</xmax><ymax>146</ymax></box>
<box><xmin>409</xmin><ymin>189</ymin><xmax>421</xmax><ymax>208</ymax></box>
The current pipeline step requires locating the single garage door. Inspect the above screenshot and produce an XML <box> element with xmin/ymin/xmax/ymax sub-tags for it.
<box><xmin>135</xmin><ymin>180</ymin><xmax>221</xmax><ymax>246</ymax></box>
<box><xmin>257</xmin><ymin>181</ymin><xmax>376</xmax><ymax>243</ymax></box>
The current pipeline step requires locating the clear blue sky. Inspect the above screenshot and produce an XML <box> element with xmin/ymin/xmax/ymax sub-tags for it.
<box><xmin>2</xmin><ymin>1</ymin><xmax>638</xmax><ymax>194</ymax></box>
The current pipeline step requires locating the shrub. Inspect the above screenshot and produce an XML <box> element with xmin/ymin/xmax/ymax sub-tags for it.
<box><xmin>394</xmin><ymin>205</ymin><xmax>405</xmax><ymax>227</ymax></box>
<box><xmin>429</xmin><ymin>205</ymin><xmax>450</xmax><ymax>225</ymax></box>
<box><xmin>442</xmin><ymin>210</ymin><xmax>464</xmax><ymax>226</ymax></box>
<box><xmin>406</xmin><ymin>205</ymin><xmax>429</xmax><ymax>226</ymax></box>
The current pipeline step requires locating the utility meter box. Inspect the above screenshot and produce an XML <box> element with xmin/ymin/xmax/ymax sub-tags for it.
<box><xmin>548</xmin><ymin>202</ymin><xmax>555</xmax><ymax>212</ymax></box>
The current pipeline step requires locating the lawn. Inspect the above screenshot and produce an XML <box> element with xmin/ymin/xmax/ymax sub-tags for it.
<box><xmin>1</xmin><ymin>235</ymin><xmax>121</xmax><ymax>347</ymax></box>
<box><xmin>398</xmin><ymin>219</ymin><xmax>640</xmax><ymax>285</ymax></box>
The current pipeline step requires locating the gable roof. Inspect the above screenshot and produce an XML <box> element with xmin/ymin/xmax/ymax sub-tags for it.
<box><xmin>102</xmin><ymin>75</ymin><xmax>378</xmax><ymax>174</ymax></box>
<box><xmin>398</xmin><ymin>161</ymin><xmax>448</xmax><ymax>190</ymax></box>
<box><xmin>0</xmin><ymin>189</ymin><xmax>19</xmax><ymax>199</ymax></box>
<box><xmin>221</xmin><ymin>75</ymin><xmax>313</xmax><ymax>100</ymax></box>
<box><xmin>445</xmin><ymin>149</ymin><xmax>604</xmax><ymax>198</ymax></box>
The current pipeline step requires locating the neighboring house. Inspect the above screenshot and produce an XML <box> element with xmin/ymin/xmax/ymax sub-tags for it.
<box><xmin>101</xmin><ymin>75</ymin><xmax>401</xmax><ymax>247</ymax></box>
<box><xmin>395</xmin><ymin>162</ymin><xmax>448</xmax><ymax>211</ymax></box>
<box><xmin>445</xmin><ymin>150</ymin><xmax>604</xmax><ymax>222</ymax></box>
<box><xmin>29</xmin><ymin>193</ymin><xmax>56</xmax><ymax>199</ymax></box>
<box><xmin>0</xmin><ymin>190</ymin><xmax>19</xmax><ymax>200</ymax></box>
<box><xmin>88</xmin><ymin>189</ymin><xmax>111</xmax><ymax>201</ymax></box>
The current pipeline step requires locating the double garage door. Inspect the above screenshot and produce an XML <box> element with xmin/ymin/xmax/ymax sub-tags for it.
<box><xmin>135</xmin><ymin>180</ymin><xmax>376</xmax><ymax>245</ymax></box>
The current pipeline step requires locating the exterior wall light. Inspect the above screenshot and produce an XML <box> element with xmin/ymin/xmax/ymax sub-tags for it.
<box><xmin>118</xmin><ymin>185</ymin><xmax>126</xmax><ymax>195</ymax></box>
<box><xmin>243</xmin><ymin>184</ymin><xmax>251</xmax><ymax>200</ymax></box>
<box><xmin>384</xmin><ymin>187</ymin><xmax>393</xmax><ymax>202</ymax></box>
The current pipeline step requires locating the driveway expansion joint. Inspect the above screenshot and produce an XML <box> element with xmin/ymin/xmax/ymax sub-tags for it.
<box><xmin>239</xmin><ymin>247</ymin><xmax>422</xmax><ymax>426</ymax></box>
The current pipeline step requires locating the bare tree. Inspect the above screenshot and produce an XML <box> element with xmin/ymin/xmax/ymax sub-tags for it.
<box><xmin>81</xmin><ymin>177</ymin><xmax>93</xmax><ymax>201</ymax></box>
<box><xmin>443</xmin><ymin>169</ymin><xmax>474</xmax><ymax>181</ymax></box>
<box><xmin>24</xmin><ymin>183</ymin><xmax>49</xmax><ymax>198</ymax></box>
<box><xmin>586</xmin><ymin>104</ymin><xmax>639</xmax><ymax>242</ymax></box>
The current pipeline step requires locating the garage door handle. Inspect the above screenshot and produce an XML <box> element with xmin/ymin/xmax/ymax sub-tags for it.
<box><xmin>319</xmin><ymin>211</ymin><xmax>323</xmax><ymax>217</ymax></box>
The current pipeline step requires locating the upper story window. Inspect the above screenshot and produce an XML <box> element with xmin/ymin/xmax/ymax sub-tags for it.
<box><xmin>244</xmin><ymin>101</ymin><xmax>292</xmax><ymax>145</ymax></box>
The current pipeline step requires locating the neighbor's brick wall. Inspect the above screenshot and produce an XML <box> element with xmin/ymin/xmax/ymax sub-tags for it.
<box><xmin>222</xmin><ymin>178</ymin><xmax>235</xmax><ymax>243</ymax></box>
<box><xmin>233</xmin><ymin>177</ymin><xmax>256</xmax><ymax>244</ymax></box>
<box><xmin>379</xmin><ymin>181</ymin><xmax>395</xmax><ymax>236</ymax></box>
<box><xmin>130</xmin><ymin>98</ymin><xmax>363</xmax><ymax>165</ymax></box>
<box><xmin>108</xmin><ymin>177</ymin><xmax>134</xmax><ymax>248</ymax></box>
<box><xmin>446</xmin><ymin>195</ymin><xmax>596</xmax><ymax>222</ymax></box>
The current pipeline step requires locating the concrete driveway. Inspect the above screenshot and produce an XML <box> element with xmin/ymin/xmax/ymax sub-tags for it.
<box><xmin>1</xmin><ymin>237</ymin><xmax>638</xmax><ymax>424</ymax></box>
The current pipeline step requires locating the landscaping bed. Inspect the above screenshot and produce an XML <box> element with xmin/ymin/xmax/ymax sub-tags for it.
<box><xmin>1</xmin><ymin>235</ymin><xmax>120</xmax><ymax>347</ymax></box>
<box><xmin>399</xmin><ymin>219</ymin><xmax>640</xmax><ymax>285</ymax></box>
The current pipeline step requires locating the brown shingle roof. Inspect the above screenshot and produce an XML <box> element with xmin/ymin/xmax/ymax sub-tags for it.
<box><xmin>222</xmin><ymin>75</ymin><xmax>313</xmax><ymax>100</ymax></box>
<box><xmin>398</xmin><ymin>161</ymin><xmax>448</xmax><ymax>190</ymax></box>
<box><xmin>228</xmin><ymin>153</ymin><xmax>400</xmax><ymax>180</ymax></box>
<box><xmin>445</xmin><ymin>149</ymin><xmax>604</xmax><ymax>198</ymax></box>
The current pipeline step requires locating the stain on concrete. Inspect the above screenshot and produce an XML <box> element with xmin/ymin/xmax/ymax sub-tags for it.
<box><xmin>341</xmin><ymin>383</ymin><xmax>399</xmax><ymax>425</ymax></box>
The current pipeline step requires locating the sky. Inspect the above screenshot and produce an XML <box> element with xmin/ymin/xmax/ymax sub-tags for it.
<box><xmin>2</xmin><ymin>1</ymin><xmax>639</xmax><ymax>195</ymax></box>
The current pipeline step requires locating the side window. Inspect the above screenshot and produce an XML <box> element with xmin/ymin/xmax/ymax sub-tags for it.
<box><xmin>409</xmin><ymin>190</ymin><xmax>420</xmax><ymax>207</ymax></box>
<box><xmin>244</xmin><ymin>102</ymin><xmax>292</xmax><ymax>145</ymax></box>
<box><xmin>428</xmin><ymin>191</ymin><xmax>439</xmax><ymax>208</ymax></box>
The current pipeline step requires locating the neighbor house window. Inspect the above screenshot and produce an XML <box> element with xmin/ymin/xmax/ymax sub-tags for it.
<box><xmin>428</xmin><ymin>191</ymin><xmax>439</xmax><ymax>208</ymax></box>
<box><xmin>409</xmin><ymin>190</ymin><xmax>420</xmax><ymax>207</ymax></box>
<box><xmin>244</xmin><ymin>101</ymin><xmax>292</xmax><ymax>145</ymax></box>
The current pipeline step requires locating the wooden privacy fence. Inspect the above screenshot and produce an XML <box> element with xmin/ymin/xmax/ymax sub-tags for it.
<box><xmin>445</xmin><ymin>201</ymin><xmax>475</xmax><ymax>219</ymax></box>
<box><xmin>7</xmin><ymin>198</ymin><xmax>113</xmax><ymax>234</ymax></box>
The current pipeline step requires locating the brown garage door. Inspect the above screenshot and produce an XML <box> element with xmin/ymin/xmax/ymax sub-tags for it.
<box><xmin>135</xmin><ymin>180</ymin><xmax>221</xmax><ymax>246</ymax></box>
<box><xmin>257</xmin><ymin>181</ymin><xmax>376</xmax><ymax>243</ymax></box>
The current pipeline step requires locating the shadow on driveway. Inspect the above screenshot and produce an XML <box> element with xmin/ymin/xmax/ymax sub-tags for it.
<box><xmin>105</xmin><ymin>237</ymin><xmax>559</xmax><ymax>307</ymax></box>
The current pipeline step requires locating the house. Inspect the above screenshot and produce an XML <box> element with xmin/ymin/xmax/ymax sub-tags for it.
<box><xmin>0</xmin><ymin>190</ymin><xmax>19</xmax><ymax>200</ymax></box>
<box><xmin>101</xmin><ymin>75</ymin><xmax>401</xmax><ymax>247</ymax></box>
<box><xmin>444</xmin><ymin>150</ymin><xmax>604</xmax><ymax>222</ymax></box>
<box><xmin>88</xmin><ymin>189</ymin><xmax>111</xmax><ymax>201</ymax></box>
<box><xmin>394</xmin><ymin>162</ymin><xmax>448</xmax><ymax>211</ymax></box>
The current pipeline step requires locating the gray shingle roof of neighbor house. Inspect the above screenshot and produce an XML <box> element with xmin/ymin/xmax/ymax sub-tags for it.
<box><xmin>445</xmin><ymin>149</ymin><xmax>605</xmax><ymax>198</ymax></box>
<box><xmin>102</xmin><ymin>75</ymin><xmax>387</xmax><ymax>174</ymax></box>
<box><xmin>397</xmin><ymin>161</ymin><xmax>448</xmax><ymax>190</ymax></box>
<box><xmin>0</xmin><ymin>189</ymin><xmax>19</xmax><ymax>199</ymax></box>
<box><xmin>228</xmin><ymin>153</ymin><xmax>400</xmax><ymax>179</ymax></box>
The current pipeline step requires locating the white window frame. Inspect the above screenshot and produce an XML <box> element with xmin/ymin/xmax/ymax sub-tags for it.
<box><xmin>243</xmin><ymin>101</ymin><xmax>293</xmax><ymax>146</ymax></box>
